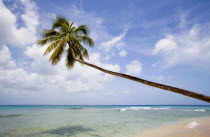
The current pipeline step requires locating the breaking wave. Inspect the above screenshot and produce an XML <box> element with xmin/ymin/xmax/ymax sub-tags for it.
<box><xmin>119</xmin><ymin>107</ymin><xmax>170</xmax><ymax>112</ymax></box>
<box><xmin>193</xmin><ymin>109</ymin><xmax>205</xmax><ymax>112</ymax></box>
<box><xmin>118</xmin><ymin>107</ymin><xmax>206</xmax><ymax>112</ymax></box>
<box><xmin>180</xmin><ymin>109</ymin><xmax>206</xmax><ymax>112</ymax></box>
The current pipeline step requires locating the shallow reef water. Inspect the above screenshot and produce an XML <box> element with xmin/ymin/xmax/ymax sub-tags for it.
<box><xmin>0</xmin><ymin>105</ymin><xmax>209</xmax><ymax>137</ymax></box>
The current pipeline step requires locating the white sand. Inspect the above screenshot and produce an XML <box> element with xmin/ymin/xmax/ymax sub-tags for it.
<box><xmin>135</xmin><ymin>117</ymin><xmax>210</xmax><ymax>137</ymax></box>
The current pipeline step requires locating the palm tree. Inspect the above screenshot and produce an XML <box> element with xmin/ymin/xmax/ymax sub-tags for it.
<box><xmin>37</xmin><ymin>16</ymin><xmax>210</xmax><ymax>103</ymax></box>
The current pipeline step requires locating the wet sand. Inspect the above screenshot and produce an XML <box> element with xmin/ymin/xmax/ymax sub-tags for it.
<box><xmin>136</xmin><ymin>117</ymin><xmax>210</xmax><ymax>137</ymax></box>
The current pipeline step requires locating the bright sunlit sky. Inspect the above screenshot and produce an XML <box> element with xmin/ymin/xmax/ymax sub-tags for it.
<box><xmin>1</xmin><ymin>0</ymin><xmax>210</xmax><ymax>105</ymax></box>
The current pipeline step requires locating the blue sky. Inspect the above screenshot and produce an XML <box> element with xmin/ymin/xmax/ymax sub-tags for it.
<box><xmin>0</xmin><ymin>0</ymin><xmax>210</xmax><ymax>105</ymax></box>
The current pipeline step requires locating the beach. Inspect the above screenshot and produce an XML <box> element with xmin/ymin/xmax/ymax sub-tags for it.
<box><xmin>136</xmin><ymin>117</ymin><xmax>210</xmax><ymax>137</ymax></box>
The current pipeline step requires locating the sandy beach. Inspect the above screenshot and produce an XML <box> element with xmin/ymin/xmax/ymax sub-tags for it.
<box><xmin>136</xmin><ymin>117</ymin><xmax>210</xmax><ymax>137</ymax></box>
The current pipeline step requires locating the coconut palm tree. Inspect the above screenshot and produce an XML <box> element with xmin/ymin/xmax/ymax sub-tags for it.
<box><xmin>37</xmin><ymin>16</ymin><xmax>210</xmax><ymax>103</ymax></box>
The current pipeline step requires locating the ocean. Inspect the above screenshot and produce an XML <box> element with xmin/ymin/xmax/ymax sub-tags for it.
<box><xmin>0</xmin><ymin>105</ymin><xmax>210</xmax><ymax>137</ymax></box>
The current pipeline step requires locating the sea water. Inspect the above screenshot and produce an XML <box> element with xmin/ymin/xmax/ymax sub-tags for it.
<box><xmin>0</xmin><ymin>105</ymin><xmax>210</xmax><ymax>137</ymax></box>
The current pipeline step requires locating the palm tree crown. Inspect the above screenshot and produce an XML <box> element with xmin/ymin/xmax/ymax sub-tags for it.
<box><xmin>37</xmin><ymin>16</ymin><xmax>94</xmax><ymax>68</ymax></box>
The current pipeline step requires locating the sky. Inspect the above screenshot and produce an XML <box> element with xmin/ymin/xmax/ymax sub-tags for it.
<box><xmin>0</xmin><ymin>0</ymin><xmax>210</xmax><ymax>105</ymax></box>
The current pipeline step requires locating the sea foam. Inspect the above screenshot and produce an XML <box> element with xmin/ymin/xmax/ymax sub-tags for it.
<box><xmin>180</xmin><ymin>109</ymin><xmax>206</xmax><ymax>112</ymax></box>
<box><xmin>119</xmin><ymin>107</ymin><xmax>170</xmax><ymax>112</ymax></box>
<box><xmin>184</xmin><ymin>121</ymin><xmax>199</xmax><ymax>128</ymax></box>
<box><xmin>194</xmin><ymin>109</ymin><xmax>205</xmax><ymax>112</ymax></box>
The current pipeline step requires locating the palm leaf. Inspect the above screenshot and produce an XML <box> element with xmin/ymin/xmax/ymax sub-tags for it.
<box><xmin>49</xmin><ymin>40</ymin><xmax>66</xmax><ymax>65</ymax></box>
<box><xmin>37</xmin><ymin>36</ymin><xmax>60</xmax><ymax>47</ymax></box>
<box><xmin>75</xmin><ymin>42</ymin><xmax>89</xmax><ymax>59</ymax></box>
<box><xmin>52</xmin><ymin>16</ymin><xmax>70</xmax><ymax>33</ymax></box>
<box><xmin>77</xmin><ymin>36</ymin><xmax>94</xmax><ymax>47</ymax></box>
<box><xmin>66</xmin><ymin>48</ymin><xmax>75</xmax><ymax>69</ymax></box>
<box><xmin>75</xmin><ymin>25</ymin><xmax>89</xmax><ymax>35</ymax></box>
<box><xmin>42</xmin><ymin>30</ymin><xmax>61</xmax><ymax>37</ymax></box>
<box><xmin>44</xmin><ymin>39</ymin><xmax>61</xmax><ymax>55</ymax></box>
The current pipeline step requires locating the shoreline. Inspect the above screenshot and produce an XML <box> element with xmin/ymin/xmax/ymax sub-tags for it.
<box><xmin>135</xmin><ymin>116</ymin><xmax>210</xmax><ymax>137</ymax></box>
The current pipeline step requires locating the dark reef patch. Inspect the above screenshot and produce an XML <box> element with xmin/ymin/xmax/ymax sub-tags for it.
<box><xmin>28</xmin><ymin>125</ymin><xmax>95</xmax><ymax>136</ymax></box>
<box><xmin>0</xmin><ymin>114</ymin><xmax>23</xmax><ymax>118</ymax></box>
<box><xmin>69</xmin><ymin>107</ymin><xmax>83</xmax><ymax>110</ymax></box>
<box><xmin>44</xmin><ymin>125</ymin><xmax>94</xmax><ymax>136</ymax></box>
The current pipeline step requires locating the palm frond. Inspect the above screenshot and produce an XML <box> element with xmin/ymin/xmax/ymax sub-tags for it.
<box><xmin>60</xmin><ymin>23</ymin><xmax>71</xmax><ymax>33</ymax></box>
<box><xmin>37</xmin><ymin>36</ymin><xmax>60</xmax><ymax>47</ymax></box>
<box><xmin>66</xmin><ymin>48</ymin><xmax>76</xmax><ymax>69</ymax></box>
<box><xmin>69</xmin><ymin>22</ymin><xmax>74</xmax><ymax>28</ymax></box>
<box><xmin>44</xmin><ymin>39</ymin><xmax>61</xmax><ymax>55</ymax></box>
<box><xmin>77</xmin><ymin>36</ymin><xmax>94</xmax><ymax>47</ymax></box>
<box><xmin>73</xmin><ymin>45</ymin><xmax>83</xmax><ymax>59</ymax></box>
<box><xmin>72</xmin><ymin>46</ymin><xmax>85</xmax><ymax>65</ymax></box>
<box><xmin>42</xmin><ymin>30</ymin><xmax>61</xmax><ymax>37</ymax></box>
<box><xmin>83</xmin><ymin>48</ymin><xmax>89</xmax><ymax>58</ymax></box>
<box><xmin>52</xmin><ymin>16</ymin><xmax>70</xmax><ymax>30</ymax></box>
<box><xmin>75</xmin><ymin>25</ymin><xmax>89</xmax><ymax>35</ymax></box>
<box><xmin>49</xmin><ymin>40</ymin><xmax>66</xmax><ymax>65</ymax></box>
<box><xmin>74</xmin><ymin>42</ymin><xmax>89</xmax><ymax>59</ymax></box>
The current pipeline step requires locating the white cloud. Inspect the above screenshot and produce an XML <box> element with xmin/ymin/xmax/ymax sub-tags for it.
<box><xmin>153</xmin><ymin>24</ymin><xmax>210</xmax><ymax>68</ymax></box>
<box><xmin>0</xmin><ymin>3</ymin><xmax>123</xmax><ymax>95</ymax></box>
<box><xmin>101</xmin><ymin>28</ymin><xmax>128</xmax><ymax>52</ymax></box>
<box><xmin>0</xmin><ymin>0</ymin><xmax>38</xmax><ymax>46</ymax></box>
<box><xmin>20</xmin><ymin>0</ymin><xmax>39</xmax><ymax>30</ymax></box>
<box><xmin>125</xmin><ymin>60</ymin><xmax>142</xmax><ymax>75</ymax></box>
<box><xmin>27</xmin><ymin>45</ymin><xmax>120</xmax><ymax>93</ymax></box>
<box><xmin>0</xmin><ymin>44</ymin><xmax>120</xmax><ymax>94</ymax></box>
<box><xmin>0</xmin><ymin>45</ymin><xmax>16</xmax><ymax>69</ymax></box>
<box><xmin>153</xmin><ymin>35</ymin><xmax>177</xmax><ymax>54</ymax></box>
<box><xmin>119</xmin><ymin>50</ymin><xmax>127</xmax><ymax>57</ymax></box>
<box><xmin>0</xmin><ymin>45</ymin><xmax>41</xmax><ymax>95</ymax></box>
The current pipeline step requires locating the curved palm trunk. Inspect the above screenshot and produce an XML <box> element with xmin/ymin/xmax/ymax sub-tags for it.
<box><xmin>75</xmin><ymin>59</ymin><xmax>210</xmax><ymax>103</ymax></box>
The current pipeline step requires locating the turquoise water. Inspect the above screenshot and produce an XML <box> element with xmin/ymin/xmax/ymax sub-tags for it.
<box><xmin>0</xmin><ymin>105</ymin><xmax>210</xmax><ymax>137</ymax></box>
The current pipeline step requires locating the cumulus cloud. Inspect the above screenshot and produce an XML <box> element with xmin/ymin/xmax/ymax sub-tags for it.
<box><xmin>0</xmin><ymin>46</ymin><xmax>16</xmax><ymax>69</ymax></box>
<box><xmin>125</xmin><ymin>60</ymin><xmax>142</xmax><ymax>75</ymax></box>
<box><xmin>0</xmin><ymin>45</ymin><xmax>40</xmax><ymax>94</ymax></box>
<box><xmin>0</xmin><ymin>0</ymin><xmax>38</xmax><ymax>46</ymax></box>
<box><xmin>0</xmin><ymin>2</ymin><xmax>123</xmax><ymax>95</ymax></box>
<box><xmin>153</xmin><ymin>35</ymin><xmax>177</xmax><ymax>54</ymax></box>
<box><xmin>153</xmin><ymin>24</ymin><xmax>210</xmax><ymax>68</ymax></box>
<box><xmin>0</xmin><ymin>45</ymin><xmax>120</xmax><ymax>94</ymax></box>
